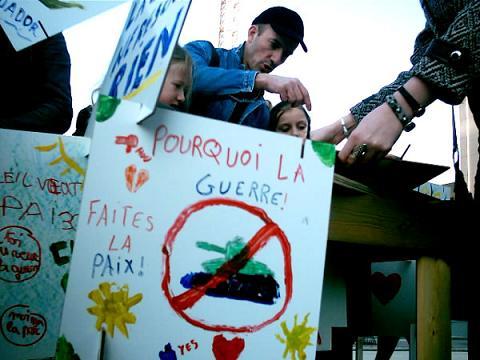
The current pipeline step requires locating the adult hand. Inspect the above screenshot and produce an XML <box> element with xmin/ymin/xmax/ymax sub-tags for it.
<box><xmin>255</xmin><ymin>73</ymin><xmax>311</xmax><ymax>110</ymax></box>
<box><xmin>338</xmin><ymin>103</ymin><xmax>403</xmax><ymax>164</ymax></box>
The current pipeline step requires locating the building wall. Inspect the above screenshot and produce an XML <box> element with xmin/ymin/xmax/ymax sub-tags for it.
<box><xmin>459</xmin><ymin>100</ymin><xmax>479</xmax><ymax>195</ymax></box>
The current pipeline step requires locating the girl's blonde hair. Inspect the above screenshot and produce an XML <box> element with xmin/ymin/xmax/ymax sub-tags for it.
<box><xmin>169</xmin><ymin>44</ymin><xmax>193</xmax><ymax>111</ymax></box>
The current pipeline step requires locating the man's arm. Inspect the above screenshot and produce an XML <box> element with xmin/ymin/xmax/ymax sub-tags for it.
<box><xmin>186</xmin><ymin>40</ymin><xmax>311</xmax><ymax>110</ymax></box>
<box><xmin>185</xmin><ymin>41</ymin><xmax>258</xmax><ymax>96</ymax></box>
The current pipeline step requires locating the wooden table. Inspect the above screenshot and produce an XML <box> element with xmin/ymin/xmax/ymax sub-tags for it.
<box><xmin>328</xmin><ymin>172</ymin><xmax>454</xmax><ymax>360</ymax></box>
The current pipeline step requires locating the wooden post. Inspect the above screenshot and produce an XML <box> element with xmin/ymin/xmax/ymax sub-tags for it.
<box><xmin>416</xmin><ymin>257</ymin><xmax>451</xmax><ymax>360</ymax></box>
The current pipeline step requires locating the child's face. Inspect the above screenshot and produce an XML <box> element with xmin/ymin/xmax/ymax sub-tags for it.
<box><xmin>158</xmin><ymin>62</ymin><xmax>189</xmax><ymax>109</ymax></box>
<box><xmin>275</xmin><ymin>107</ymin><xmax>308</xmax><ymax>138</ymax></box>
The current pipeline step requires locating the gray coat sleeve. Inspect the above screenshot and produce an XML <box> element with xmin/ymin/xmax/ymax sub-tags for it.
<box><xmin>350</xmin><ymin>0</ymin><xmax>479</xmax><ymax>122</ymax></box>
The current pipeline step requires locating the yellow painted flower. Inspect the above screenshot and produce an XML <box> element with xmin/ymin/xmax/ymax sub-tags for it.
<box><xmin>87</xmin><ymin>282</ymin><xmax>143</xmax><ymax>338</ymax></box>
<box><xmin>275</xmin><ymin>313</ymin><xmax>316</xmax><ymax>360</ymax></box>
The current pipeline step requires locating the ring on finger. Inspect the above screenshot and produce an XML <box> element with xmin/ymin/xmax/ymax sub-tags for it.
<box><xmin>351</xmin><ymin>143</ymin><xmax>368</xmax><ymax>158</ymax></box>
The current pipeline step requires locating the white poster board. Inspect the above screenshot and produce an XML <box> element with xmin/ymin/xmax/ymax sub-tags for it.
<box><xmin>99</xmin><ymin>0</ymin><xmax>191</xmax><ymax>122</ymax></box>
<box><xmin>0</xmin><ymin>129</ymin><xmax>89</xmax><ymax>360</ymax></box>
<box><xmin>59</xmin><ymin>105</ymin><xmax>335</xmax><ymax>359</ymax></box>
<box><xmin>0</xmin><ymin>0</ymin><xmax>127</xmax><ymax>51</ymax></box>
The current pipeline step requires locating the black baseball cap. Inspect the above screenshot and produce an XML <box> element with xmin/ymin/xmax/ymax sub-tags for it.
<box><xmin>252</xmin><ymin>6</ymin><xmax>307</xmax><ymax>52</ymax></box>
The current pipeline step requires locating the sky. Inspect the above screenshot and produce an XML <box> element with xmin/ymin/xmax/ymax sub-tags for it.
<box><xmin>64</xmin><ymin>0</ymin><xmax>454</xmax><ymax>184</ymax></box>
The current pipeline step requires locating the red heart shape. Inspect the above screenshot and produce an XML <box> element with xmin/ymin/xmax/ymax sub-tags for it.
<box><xmin>212</xmin><ymin>334</ymin><xmax>245</xmax><ymax>360</ymax></box>
<box><xmin>125</xmin><ymin>164</ymin><xmax>149</xmax><ymax>192</ymax></box>
<box><xmin>370</xmin><ymin>272</ymin><xmax>402</xmax><ymax>305</ymax></box>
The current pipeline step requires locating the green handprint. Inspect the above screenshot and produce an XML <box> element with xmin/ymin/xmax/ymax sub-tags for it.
<box><xmin>39</xmin><ymin>0</ymin><xmax>84</xmax><ymax>10</ymax></box>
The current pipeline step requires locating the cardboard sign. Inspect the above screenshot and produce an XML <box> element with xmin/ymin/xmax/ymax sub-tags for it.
<box><xmin>0</xmin><ymin>129</ymin><xmax>89</xmax><ymax>360</ymax></box>
<box><xmin>100</xmin><ymin>0</ymin><xmax>192</xmax><ymax>122</ymax></box>
<box><xmin>59</xmin><ymin>105</ymin><xmax>335</xmax><ymax>359</ymax></box>
<box><xmin>0</xmin><ymin>0</ymin><xmax>127</xmax><ymax>51</ymax></box>
<box><xmin>370</xmin><ymin>260</ymin><xmax>416</xmax><ymax>337</ymax></box>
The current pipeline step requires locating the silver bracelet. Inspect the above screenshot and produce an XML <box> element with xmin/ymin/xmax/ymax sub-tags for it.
<box><xmin>385</xmin><ymin>94</ymin><xmax>416</xmax><ymax>132</ymax></box>
<box><xmin>340</xmin><ymin>116</ymin><xmax>350</xmax><ymax>138</ymax></box>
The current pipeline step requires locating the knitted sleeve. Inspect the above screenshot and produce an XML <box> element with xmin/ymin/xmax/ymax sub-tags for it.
<box><xmin>350</xmin><ymin>0</ymin><xmax>479</xmax><ymax>122</ymax></box>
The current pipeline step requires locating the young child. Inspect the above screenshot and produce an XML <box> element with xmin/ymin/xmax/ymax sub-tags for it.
<box><xmin>157</xmin><ymin>44</ymin><xmax>193</xmax><ymax>112</ymax></box>
<box><xmin>269</xmin><ymin>101</ymin><xmax>311</xmax><ymax>139</ymax></box>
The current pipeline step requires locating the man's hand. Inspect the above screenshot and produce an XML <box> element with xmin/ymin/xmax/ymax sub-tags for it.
<box><xmin>255</xmin><ymin>73</ymin><xmax>311</xmax><ymax>110</ymax></box>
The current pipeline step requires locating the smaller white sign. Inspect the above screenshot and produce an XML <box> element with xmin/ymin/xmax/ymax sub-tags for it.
<box><xmin>0</xmin><ymin>129</ymin><xmax>90</xmax><ymax>360</ymax></box>
<box><xmin>100</xmin><ymin>0</ymin><xmax>192</xmax><ymax>122</ymax></box>
<box><xmin>0</xmin><ymin>0</ymin><xmax>127</xmax><ymax>51</ymax></box>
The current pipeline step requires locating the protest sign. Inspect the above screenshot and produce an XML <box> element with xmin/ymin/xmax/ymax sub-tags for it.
<box><xmin>99</xmin><ymin>0</ymin><xmax>192</xmax><ymax>122</ymax></box>
<box><xmin>59</xmin><ymin>105</ymin><xmax>335</xmax><ymax>359</ymax></box>
<box><xmin>0</xmin><ymin>129</ymin><xmax>89</xmax><ymax>359</ymax></box>
<box><xmin>0</xmin><ymin>0</ymin><xmax>127</xmax><ymax>51</ymax></box>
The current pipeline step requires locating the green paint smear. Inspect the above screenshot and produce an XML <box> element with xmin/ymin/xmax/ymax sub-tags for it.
<box><xmin>56</xmin><ymin>335</ymin><xmax>80</xmax><ymax>360</ymax></box>
<box><xmin>39</xmin><ymin>0</ymin><xmax>84</xmax><ymax>9</ymax></box>
<box><xmin>61</xmin><ymin>272</ymin><xmax>69</xmax><ymax>292</ymax></box>
<box><xmin>311</xmin><ymin>141</ymin><xmax>335</xmax><ymax>167</ymax></box>
<box><xmin>96</xmin><ymin>94</ymin><xmax>121</xmax><ymax>122</ymax></box>
<box><xmin>196</xmin><ymin>237</ymin><xmax>274</xmax><ymax>276</ymax></box>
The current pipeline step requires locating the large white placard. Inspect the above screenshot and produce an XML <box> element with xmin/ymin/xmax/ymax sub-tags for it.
<box><xmin>60</xmin><ymin>105</ymin><xmax>335</xmax><ymax>359</ymax></box>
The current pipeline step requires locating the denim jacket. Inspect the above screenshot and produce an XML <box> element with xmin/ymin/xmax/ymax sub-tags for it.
<box><xmin>185</xmin><ymin>40</ymin><xmax>270</xmax><ymax>130</ymax></box>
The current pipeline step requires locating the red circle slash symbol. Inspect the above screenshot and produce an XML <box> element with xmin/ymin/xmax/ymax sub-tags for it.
<box><xmin>161</xmin><ymin>198</ymin><xmax>292</xmax><ymax>333</ymax></box>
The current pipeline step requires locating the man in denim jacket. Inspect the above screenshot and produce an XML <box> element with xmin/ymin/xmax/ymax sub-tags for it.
<box><xmin>185</xmin><ymin>6</ymin><xmax>311</xmax><ymax>129</ymax></box>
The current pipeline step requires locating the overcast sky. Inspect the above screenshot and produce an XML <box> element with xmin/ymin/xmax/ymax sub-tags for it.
<box><xmin>64</xmin><ymin>0</ymin><xmax>454</xmax><ymax>183</ymax></box>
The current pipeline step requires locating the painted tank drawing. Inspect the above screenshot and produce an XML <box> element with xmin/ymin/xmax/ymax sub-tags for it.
<box><xmin>180</xmin><ymin>237</ymin><xmax>280</xmax><ymax>304</ymax></box>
